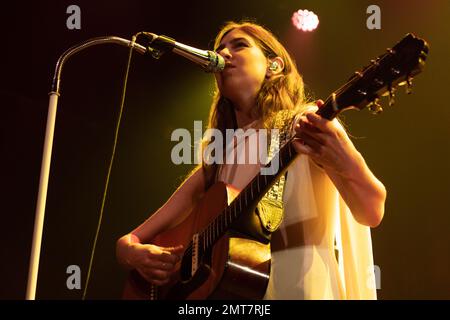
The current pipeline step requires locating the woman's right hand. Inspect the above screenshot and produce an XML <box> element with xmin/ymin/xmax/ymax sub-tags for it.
<box><xmin>128</xmin><ymin>243</ymin><xmax>184</xmax><ymax>286</ymax></box>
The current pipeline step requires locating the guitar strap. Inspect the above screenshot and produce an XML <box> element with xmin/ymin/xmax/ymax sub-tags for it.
<box><xmin>256</xmin><ymin>110</ymin><xmax>298</xmax><ymax>233</ymax></box>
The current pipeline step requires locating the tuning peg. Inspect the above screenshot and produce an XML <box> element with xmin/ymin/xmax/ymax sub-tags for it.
<box><xmin>398</xmin><ymin>75</ymin><xmax>413</xmax><ymax>94</ymax></box>
<box><xmin>390</xmin><ymin>68</ymin><xmax>401</xmax><ymax>76</ymax></box>
<box><xmin>368</xmin><ymin>98</ymin><xmax>383</xmax><ymax>114</ymax></box>
<box><xmin>406</xmin><ymin>76</ymin><xmax>413</xmax><ymax>94</ymax></box>
<box><xmin>349</xmin><ymin>70</ymin><xmax>363</xmax><ymax>82</ymax></box>
<box><xmin>374</xmin><ymin>78</ymin><xmax>384</xmax><ymax>87</ymax></box>
<box><xmin>388</xmin><ymin>85</ymin><xmax>396</xmax><ymax>107</ymax></box>
<box><xmin>357</xmin><ymin>89</ymin><xmax>367</xmax><ymax>97</ymax></box>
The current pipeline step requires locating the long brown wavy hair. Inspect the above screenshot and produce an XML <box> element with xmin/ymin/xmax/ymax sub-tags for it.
<box><xmin>201</xmin><ymin>20</ymin><xmax>311</xmax><ymax>189</ymax></box>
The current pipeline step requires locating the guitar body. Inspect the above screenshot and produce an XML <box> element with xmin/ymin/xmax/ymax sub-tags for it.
<box><xmin>122</xmin><ymin>181</ymin><xmax>271</xmax><ymax>300</ymax></box>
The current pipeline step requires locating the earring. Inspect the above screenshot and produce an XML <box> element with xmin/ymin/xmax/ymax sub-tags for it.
<box><xmin>269</xmin><ymin>61</ymin><xmax>279</xmax><ymax>71</ymax></box>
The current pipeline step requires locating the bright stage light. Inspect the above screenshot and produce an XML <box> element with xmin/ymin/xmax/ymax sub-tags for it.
<box><xmin>292</xmin><ymin>9</ymin><xmax>319</xmax><ymax>32</ymax></box>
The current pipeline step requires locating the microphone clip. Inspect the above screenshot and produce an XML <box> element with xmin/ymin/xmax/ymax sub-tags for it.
<box><xmin>142</xmin><ymin>32</ymin><xmax>176</xmax><ymax>59</ymax></box>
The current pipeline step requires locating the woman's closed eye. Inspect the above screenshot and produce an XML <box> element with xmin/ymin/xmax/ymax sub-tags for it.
<box><xmin>233</xmin><ymin>42</ymin><xmax>249</xmax><ymax>50</ymax></box>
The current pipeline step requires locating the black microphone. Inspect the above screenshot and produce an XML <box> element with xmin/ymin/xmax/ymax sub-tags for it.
<box><xmin>142</xmin><ymin>32</ymin><xmax>225</xmax><ymax>73</ymax></box>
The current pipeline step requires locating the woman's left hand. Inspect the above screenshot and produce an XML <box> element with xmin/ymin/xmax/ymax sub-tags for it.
<box><xmin>292</xmin><ymin>100</ymin><xmax>363</xmax><ymax>178</ymax></box>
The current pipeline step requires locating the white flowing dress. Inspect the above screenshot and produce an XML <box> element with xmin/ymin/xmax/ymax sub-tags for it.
<box><xmin>218</xmin><ymin>119</ymin><xmax>377</xmax><ymax>300</ymax></box>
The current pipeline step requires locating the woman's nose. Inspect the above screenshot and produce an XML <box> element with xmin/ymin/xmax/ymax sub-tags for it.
<box><xmin>218</xmin><ymin>47</ymin><xmax>232</xmax><ymax>59</ymax></box>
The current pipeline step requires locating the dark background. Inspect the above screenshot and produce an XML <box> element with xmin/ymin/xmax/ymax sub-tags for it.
<box><xmin>2</xmin><ymin>0</ymin><xmax>450</xmax><ymax>299</ymax></box>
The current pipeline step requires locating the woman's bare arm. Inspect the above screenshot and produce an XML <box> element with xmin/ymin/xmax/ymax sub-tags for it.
<box><xmin>116</xmin><ymin>166</ymin><xmax>206</xmax><ymax>283</ymax></box>
<box><xmin>293</xmin><ymin>102</ymin><xmax>386</xmax><ymax>227</ymax></box>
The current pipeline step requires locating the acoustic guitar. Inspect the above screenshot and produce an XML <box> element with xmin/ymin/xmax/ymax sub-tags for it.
<box><xmin>123</xmin><ymin>33</ymin><xmax>429</xmax><ymax>300</ymax></box>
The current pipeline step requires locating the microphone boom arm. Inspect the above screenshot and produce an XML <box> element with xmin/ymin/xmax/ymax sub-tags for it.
<box><xmin>51</xmin><ymin>36</ymin><xmax>147</xmax><ymax>94</ymax></box>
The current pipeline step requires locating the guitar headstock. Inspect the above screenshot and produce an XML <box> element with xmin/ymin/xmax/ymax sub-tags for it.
<box><xmin>318</xmin><ymin>33</ymin><xmax>429</xmax><ymax>120</ymax></box>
